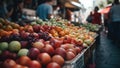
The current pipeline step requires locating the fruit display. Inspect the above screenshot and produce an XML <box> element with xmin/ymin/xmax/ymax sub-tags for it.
<box><xmin>80</xmin><ymin>23</ymin><xmax>101</xmax><ymax>32</ymax></box>
<box><xmin>0</xmin><ymin>18</ymin><xmax>97</xmax><ymax>68</ymax></box>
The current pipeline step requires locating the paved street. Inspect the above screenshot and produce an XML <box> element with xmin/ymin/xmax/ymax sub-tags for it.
<box><xmin>95</xmin><ymin>32</ymin><xmax>120</xmax><ymax>68</ymax></box>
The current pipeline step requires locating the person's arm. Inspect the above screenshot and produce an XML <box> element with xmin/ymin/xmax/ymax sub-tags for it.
<box><xmin>48</xmin><ymin>14</ymin><xmax>52</xmax><ymax>19</ymax></box>
<box><xmin>6</xmin><ymin>8</ymin><xmax>13</xmax><ymax>18</ymax></box>
<box><xmin>47</xmin><ymin>5</ymin><xmax>53</xmax><ymax>19</ymax></box>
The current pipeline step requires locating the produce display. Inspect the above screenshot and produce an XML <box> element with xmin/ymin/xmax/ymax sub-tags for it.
<box><xmin>80</xmin><ymin>23</ymin><xmax>101</xmax><ymax>32</ymax></box>
<box><xmin>0</xmin><ymin>18</ymin><xmax>97</xmax><ymax>68</ymax></box>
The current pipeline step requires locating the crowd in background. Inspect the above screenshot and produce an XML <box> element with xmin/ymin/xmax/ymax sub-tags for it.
<box><xmin>86</xmin><ymin>0</ymin><xmax>120</xmax><ymax>44</ymax></box>
<box><xmin>1</xmin><ymin>0</ymin><xmax>120</xmax><ymax>43</ymax></box>
<box><xmin>0</xmin><ymin>0</ymin><xmax>68</xmax><ymax>22</ymax></box>
<box><xmin>0</xmin><ymin>0</ymin><xmax>28</xmax><ymax>22</ymax></box>
<box><xmin>0</xmin><ymin>0</ymin><xmax>52</xmax><ymax>21</ymax></box>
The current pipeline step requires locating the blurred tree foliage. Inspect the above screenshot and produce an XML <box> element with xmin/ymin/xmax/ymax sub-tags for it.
<box><xmin>107</xmin><ymin>0</ymin><xmax>113</xmax><ymax>4</ymax></box>
<box><xmin>99</xmin><ymin>1</ymin><xmax>105</xmax><ymax>8</ymax></box>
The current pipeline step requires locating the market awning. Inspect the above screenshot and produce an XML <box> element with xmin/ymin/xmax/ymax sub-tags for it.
<box><xmin>64</xmin><ymin>0</ymin><xmax>82</xmax><ymax>9</ymax></box>
<box><xmin>99</xmin><ymin>7</ymin><xmax>111</xmax><ymax>14</ymax></box>
<box><xmin>65</xmin><ymin>2</ymin><xmax>77</xmax><ymax>8</ymax></box>
<box><xmin>99</xmin><ymin>4</ymin><xmax>111</xmax><ymax>14</ymax></box>
<box><xmin>71</xmin><ymin>1</ymin><xmax>82</xmax><ymax>8</ymax></box>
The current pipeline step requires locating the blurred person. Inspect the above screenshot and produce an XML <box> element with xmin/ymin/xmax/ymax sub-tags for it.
<box><xmin>86</xmin><ymin>11</ymin><xmax>93</xmax><ymax>23</ymax></box>
<box><xmin>31</xmin><ymin>0</ymin><xmax>38</xmax><ymax>9</ymax></box>
<box><xmin>24</xmin><ymin>0</ymin><xmax>37</xmax><ymax>9</ymax></box>
<box><xmin>8</xmin><ymin>0</ymin><xmax>24</xmax><ymax>22</ymax></box>
<box><xmin>24</xmin><ymin>0</ymin><xmax>32</xmax><ymax>8</ymax></box>
<box><xmin>92</xmin><ymin>6</ymin><xmax>102</xmax><ymax>25</ymax></box>
<box><xmin>6</xmin><ymin>1</ymin><xmax>14</xmax><ymax>20</ymax></box>
<box><xmin>0</xmin><ymin>0</ymin><xmax>7</xmax><ymax>18</ymax></box>
<box><xmin>38</xmin><ymin>0</ymin><xmax>45</xmax><ymax>5</ymax></box>
<box><xmin>65</xmin><ymin>8</ymin><xmax>72</xmax><ymax>21</ymax></box>
<box><xmin>103</xmin><ymin>13</ymin><xmax>109</xmax><ymax>33</ymax></box>
<box><xmin>36</xmin><ymin>0</ymin><xmax>55</xmax><ymax>21</ymax></box>
<box><xmin>109</xmin><ymin>0</ymin><xmax>120</xmax><ymax>43</ymax></box>
<box><xmin>58</xmin><ymin>4</ymin><xmax>66</xmax><ymax>19</ymax></box>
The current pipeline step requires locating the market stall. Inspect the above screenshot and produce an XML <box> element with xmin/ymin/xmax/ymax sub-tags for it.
<box><xmin>0</xmin><ymin>18</ymin><xmax>101</xmax><ymax>68</ymax></box>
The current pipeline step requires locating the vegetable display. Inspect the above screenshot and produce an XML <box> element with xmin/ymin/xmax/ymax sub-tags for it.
<box><xmin>0</xmin><ymin>18</ymin><xmax>98</xmax><ymax>68</ymax></box>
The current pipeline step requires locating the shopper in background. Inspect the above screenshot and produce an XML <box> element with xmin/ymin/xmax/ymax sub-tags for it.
<box><xmin>6</xmin><ymin>1</ymin><xmax>14</xmax><ymax>21</ymax></box>
<box><xmin>109</xmin><ymin>0</ymin><xmax>120</xmax><ymax>43</ymax></box>
<box><xmin>0</xmin><ymin>0</ymin><xmax>7</xmax><ymax>18</ymax></box>
<box><xmin>58</xmin><ymin>4</ymin><xmax>66</xmax><ymax>19</ymax></box>
<box><xmin>36</xmin><ymin>0</ymin><xmax>54</xmax><ymax>21</ymax></box>
<box><xmin>24</xmin><ymin>0</ymin><xmax>32</xmax><ymax>8</ymax></box>
<box><xmin>86</xmin><ymin>11</ymin><xmax>93</xmax><ymax>23</ymax></box>
<box><xmin>103</xmin><ymin>13</ymin><xmax>109</xmax><ymax>33</ymax></box>
<box><xmin>92</xmin><ymin>6</ymin><xmax>101</xmax><ymax>25</ymax></box>
<box><xmin>38</xmin><ymin>0</ymin><xmax>45</xmax><ymax>5</ymax></box>
<box><xmin>31</xmin><ymin>0</ymin><xmax>38</xmax><ymax>9</ymax></box>
<box><xmin>8</xmin><ymin>0</ymin><xmax>24</xmax><ymax>22</ymax></box>
<box><xmin>65</xmin><ymin>8</ymin><xmax>72</xmax><ymax>21</ymax></box>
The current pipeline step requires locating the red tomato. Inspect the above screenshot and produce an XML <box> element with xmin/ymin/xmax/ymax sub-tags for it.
<box><xmin>28</xmin><ymin>60</ymin><xmax>42</xmax><ymax>68</ymax></box>
<box><xmin>37</xmin><ymin>53</ymin><xmax>51</xmax><ymax>65</ymax></box>
<box><xmin>52</xmin><ymin>55</ymin><xmax>64</xmax><ymax>66</ymax></box>
<box><xmin>3</xmin><ymin>59</ymin><xmax>16</xmax><ymax>68</ymax></box>
<box><xmin>18</xmin><ymin>56</ymin><xmax>31</xmax><ymax>66</ymax></box>
<box><xmin>42</xmin><ymin>44</ymin><xmax>54</xmax><ymax>56</ymax></box>
<box><xmin>12</xmin><ymin>64</ymin><xmax>23</xmax><ymax>68</ymax></box>
<box><xmin>67</xmin><ymin>48</ymin><xmax>77</xmax><ymax>55</ymax></box>
<box><xmin>66</xmin><ymin>51</ymin><xmax>76</xmax><ymax>60</ymax></box>
<box><xmin>46</xmin><ymin>62</ymin><xmax>61</xmax><ymax>68</ymax></box>
<box><xmin>54</xmin><ymin>47</ymin><xmax>66</xmax><ymax>59</ymax></box>
<box><xmin>74</xmin><ymin>46</ymin><xmax>82</xmax><ymax>54</ymax></box>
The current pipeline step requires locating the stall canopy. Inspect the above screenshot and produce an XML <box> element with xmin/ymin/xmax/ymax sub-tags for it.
<box><xmin>99</xmin><ymin>6</ymin><xmax>111</xmax><ymax>14</ymax></box>
<box><xmin>99</xmin><ymin>4</ymin><xmax>111</xmax><ymax>14</ymax></box>
<box><xmin>64</xmin><ymin>0</ymin><xmax>82</xmax><ymax>9</ymax></box>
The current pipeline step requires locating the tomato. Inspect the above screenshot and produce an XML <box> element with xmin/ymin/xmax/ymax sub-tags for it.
<box><xmin>46</xmin><ymin>62</ymin><xmax>61</xmax><ymax>68</ymax></box>
<box><xmin>37</xmin><ymin>53</ymin><xmax>51</xmax><ymax>65</ymax></box>
<box><xmin>18</xmin><ymin>56</ymin><xmax>31</xmax><ymax>66</ymax></box>
<box><xmin>66</xmin><ymin>51</ymin><xmax>76</xmax><ymax>60</ymax></box>
<box><xmin>54</xmin><ymin>47</ymin><xmax>66</xmax><ymax>59</ymax></box>
<box><xmin>12</xmin><ymin>64</ymin><xmax>23</xmax><ymax>68</ymax></box>
<box><xmin>3</xmin><ymin>59</ymin><xmax>16</xmax><ymax>68</ymax></box>
<box><xmin>28</xmin><ymin>60</ymin><xmax>42</xmax><ymax>68</ymax></box>
<box><xmin>42</xmin><ymin>44</ymin><xmax>54</xmax><ymax>56</ymax></box>
<box><xmin>66</xmin><ymin>48</ymin><xmax>77</xmax><ymax>55</ymax></box>
<box><xmin>52</xmin><ymin>55</ymin><xmax>64</xmax><ymax>66</ymax></box>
